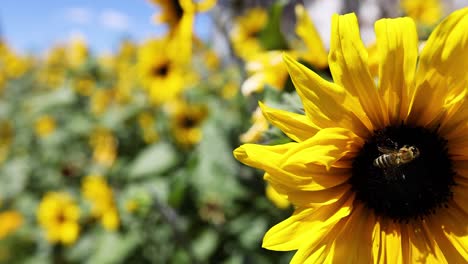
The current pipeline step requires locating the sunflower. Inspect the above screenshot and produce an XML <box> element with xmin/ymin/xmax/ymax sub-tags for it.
<box><xmin>34</xmin><ymin>115</ymin><xmax>56</xmax><ymax>138</ymax></box>
<box><xmin>151</xmin><ymin>0</ymin><xmax>217</xmax><ymax>65</ymax></box>
<box><xmin>240</xmin><ymin>5</ymin><xmax>328</xmax><ymax>95</ymax></box>
<box><xmin>82</xmin><ymin>175</ymin><xmax>120</xmax><ymax>231</ymax></box>
<box><xmin>0</xmin><ymin>210</ymin><xmax>22</xmax><ymax>239</ymax></box>
<box><xmin>230</xmin><ymin>7</ymin><xmax>268</xmax><ymax>60</ymax></box>
<box><xmin>401</xmin><ymin>0</ymin><xmax>443</xmax><ymax>26</ymax></box>
<box><xmin>234</xmin><ymin>9</ymin><xmax>468</xmax><ymax>263</ymax></box>
<box><xmin>169</xmin><ymin>101</ymin><xmax>207</xmax><ymax>147</ymax></box>
<box><xmin>37</xmin><ymin>192</ymin><xmax>80</xmax><ymax>245</ymax></box>
<box><xmin>137</xmin><ymin>37</ymin><xmax>186</xmax><ymax>105</ymax></box>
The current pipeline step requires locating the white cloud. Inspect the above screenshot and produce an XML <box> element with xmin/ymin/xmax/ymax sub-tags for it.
<box><xmin>65</xmin><ymin>7</ymin><xmax>93</xmax><ymax>25</ymax></box>
<box><xmin>99</xmin><ymin>9</ymin><xmax>130</xmax><ymax>31</ymax></box>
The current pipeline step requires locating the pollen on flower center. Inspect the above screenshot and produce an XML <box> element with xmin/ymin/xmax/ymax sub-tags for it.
<box><xmin>350</xmin><ymin>125</ymin><xmax>456</xmax><ymax>221</ymax></box>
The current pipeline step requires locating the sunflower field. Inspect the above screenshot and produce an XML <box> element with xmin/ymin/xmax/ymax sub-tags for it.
<box><xmin>0</xmin><ymin>0</ymin><xmax>467</xmax><ymax>263</ymax></box>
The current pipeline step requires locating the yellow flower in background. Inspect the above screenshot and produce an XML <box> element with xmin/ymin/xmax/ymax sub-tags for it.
<box><xmin>0</xmin><ymin>211</ymin><xmax>23</xmax><ymax>239</ymax></box>
<box><xmin>138</xmin><ymin>111</ymin><xmax>159</xmax><ymax>144</ymax></box>
<box><xmin>265</xmin><ymin>184</ymin><xmax>289</xmax><ymax>210</ymax></box>
<box><xmin>90</xmin><ymin>89</ymin><xmax>114</xmax><ymax>115</ymax></box>
<box><xmin>0</xmin><ymin>41</ymin><xmax>30</xmax><ymax>79</ymax></box>
<box><xmin>37</xmin><ymin>192</ymin><xmax>80</xmax><ymax>245</ymax></box>
<box><xmin>34</xmin><ymin>115</ymin><xmax>56</xmax><ymax>138</ymax></box>
<box><xmin>151</xmin><ymin>0</ymin><xmax>217</xmax><ymax>65</ymax></box>
<box><xmin>241</xmin><ymin>51</ymin><xmax>291</xmax><ymax>95</ymax></box>
<box><xmin>231</xmin><ymin>8</ymin><xmax>268</xmax><ymax>60</ymax></box>
<box><xmin>138</xmin><ymin>37</ymin><xmax>186</xmax><ymax>105</ymax></box>
<box><xmin>234</xmin><ymin>9</ymin><xmax>468</xmax><ymax>263</ymax></box>
<box><xmin>73</xmin><ymin>76</ymin><xmax>96</xmax><ymax>96</ymax></box>
<box><xmin>240</xmin><ymin>106</ymin><xmax>269</xmax><ymax>143</ymax></box>
<box><xmin>82</xmin><ymin>175</ymin><xmax>120</xmax><ymax>231</ymax></box>
<box><xmin>169</xmin><ymin>101</ymin><xmax>207</xmax><ymax>147</ymax></box>
<box><xmin>89</xmin><ymin>128</ymin><xmax>117</xmax><ymax>167</ymax></box>
<box><xmin>151</xmin><ymin>0</ymin><xmax>185</xmax><ymax>29</ymax></box>
<box><xmin>38</xmin><ymin>45</ymin><xmax>68</xmax><ymax>88</ymax></box>
<box><xmin>294</xmin><ymin>5</ymin><xmax>328</xmax><ymax>70</ymax></box>
<box><xmin>68</xmin><ymin>35</ymin><xmax>89</xmax><ymax>69</ymax></box>
<box><xmin>116</xmin><ymin>39</ymin><xmax>137</xmax><ymax>64</ymax></box>
<box><xmin>240</xmin><ymin>5</ymin><xmax>330</xmax><ymax>95</ymax></box>
<box><xmin>401</xmin><ymin>0</ymin><xmax>443</xmax><ymax>26</ymax></box>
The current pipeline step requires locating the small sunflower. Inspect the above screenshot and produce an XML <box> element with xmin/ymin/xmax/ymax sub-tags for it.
<box><xmin>169</xmin><ymin>101</ymin><xmax>207</xmax><ymax>147</ymax></box>
<box><xmin>401</xmin><ymin>0</ymin><xmax>443</xmax><ymax>26</ymax></box>
<box><xmin>234</xmin><ymin>9</ymin><xmax>468</xmax><ymax>263</ymax></box>
<box><xmin>151</xmin><ymin>0</ymin><xmax>217</xmax><ymax>65</ymax></box>
<box><xmin>0</xmin><ymin>210</ymin><xmax>22</xmax><ymax>239</ymax></box>
<box><xmin>138</xmin><ymin>37</ymin><xmax>185</xmax><ymax>105</ymax></box>
<box><xmin>89</xmin><ymin>128</ymin><xmax>117</xmax><ymax>167</ymax></box>
<box><xmin>37</xmin><ymin>192</ymin><xmax>80</xmax><ymax>245</ymax></box>
<box><xmin>240</xmin><ymin>5</ymin><xmax>328</xmax><ymax>95</ymax></box>
<box><xmin>82</xmin><ymin>175</ymin><xmax>120</xmax><ymax>231</ymax></box>
<box><xmin>230</xmin><ymin>7</ymin><xmax>268</xmax><ymax>60</ymax></box>
<box><xmin>34</xmin><ymin>115</ymin><xmax>56</xmax><ymax>138</ymax></box>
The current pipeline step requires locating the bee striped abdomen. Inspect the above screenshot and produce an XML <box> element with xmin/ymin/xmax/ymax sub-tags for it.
<box><xmin>373</xmin><ymin>154</ymin><xmax>395</xmax><ymax>168</ymax></box>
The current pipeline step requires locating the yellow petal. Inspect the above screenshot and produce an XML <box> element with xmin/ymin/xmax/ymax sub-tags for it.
<box><xmin>277</xmin><ymin>184</ymin><xmax>351</xmax><ymax>209</ymax></box>
<box><xmin>453</xmin><ymin>176</ymin><xmax>468</xmax><ymax>213</ymax></box>
<box><xmin>438</xmin><ymin>88</ymin><xmax>468</xmax><ymax>138</ymax></box>
<box><xmin>262</xmin><ymin>192</ymin><xmax>354</xmax><ymax>251</ymax></box>
<box><xmin>283</xmin><ymin>54</ymin><xmax>373</xmax><ymax>137</ymax></box>
<box><xmin>372</xmin><ymin>219</ymin><xmax>404</xmax><ymax>264</ymax></box>
<box><xmin>295</xmin><ymin>5</ymin><xmax>328</xmax><ymax>69</ymax></box>
<box><xmin>263</xmin><ymin>128</ymin><xmax>361</xmax><ymax>191</ymax></box>
<box><xmin>427</xmin><ymin>205</ymin><xmax>468</xmax><ymax>263</ymax></box>
<box><xmin>408</xmin><ymin>8</ymin><xmax>468</xmax><ymax>126</ymax></box>
<box><xmin>60</xmin><ymin>221</ymin><xmax>80</xmax><ymax>245</ymax></box>
<box><xmin>405</xmin><ymin>221</ymin><xmax>446</xmax><ymax>263</ymax></box>
<box><xmin>330</xmin><ymin>203</ymin><xmax>375</xmax><ymax>263</ymax></box>
<box><xmin>375</xmin><ymin>17</ymin><xmax>418</xmax><ymax>124</ymax></box>
<box><xmin>233</xmin><ymin>142</ymin><xmax>296</xmax><ymax>172</ymax></box>
<box><xmin>265</xmin><ymin>183</ymin><xmax>290</xmax><ymax>209</ymax></box>
<box><xmin>329</xmin><ymin>13</ymin><xmax>387</xmax><ymax>129</ymax></box>
<box><xmin>259</xmin><ymin>101</ymin><xmax>319</xmax><ymax>142</ymax></box>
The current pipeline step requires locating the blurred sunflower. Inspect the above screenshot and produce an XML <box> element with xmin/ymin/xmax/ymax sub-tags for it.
<box><xmin>234</xmin><ymin>9</ymin><xmax>468</xmax><ymax>263</ymax></box>
<box><xmin>138</xmin><ymin>111</ymin><xmax>159</xmax><ymax>144</ymax></box>
<box><xmin>151</xmin><ymin>0</ymin><xmax>217</xmax><ymax>65</ymax></box>
<box><xmin>89</xmin><ymin>128</ymin><xmax>117</xmax><ymax>167</ymax></box>
<box><xmin>169</xmin><ymin>101</ymin><xmax>207</xmax><ymax>147</ymax></box>
<box><xmin>38</xmin><ymin>45</ymin><xmax>68</xmax><ymax>89</ymax></box>
<box><xmin>401</xmin><ymin>0</ymin><xmax>443</xmax><ymax>26</ymax></box>
<box><xmin>230</xmin><ymin>7</ymin><xmax>268</xmax><ymax>60</ymax></box>
<box><xmin>0</xmin><ymin>211</ymin><xmax>23</xmax><ymax>239</ymax></box>
<box><xmin>240</xmin><ymin>106</ymin><xmax>269</xmax><ymax>143</ymax></box>
<box><xmin>138</xmin><ymin>37</ymin><xmax>186</xmax><ymax>105</ymax></box>
<box><xmin>37</xmin><ymin>192</ymin><xmax>80</xmax><ymax>245</ymax></box>
<box><xmin>34</xmin><ymin>115</ymin><xmax>56</xmax><ymax>138</ymax></box>
<box><xmin>68</xmin><ymin>36</ymin><xmax>89</xmax><ymax>69</ymax></box>
<box><xmin>82</xmin><ymin>175</ymin><xmax>120</xmax><ymax>231</ymax></box>
<box><xmin>240</xmin><ymin>5</ymin><xmax>328</xmax><ymax>95</ymax></box>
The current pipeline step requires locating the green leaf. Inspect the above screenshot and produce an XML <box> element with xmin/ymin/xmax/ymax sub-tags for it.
<box><xmin>84</xmin><ymin>231</ymin><xmax>140</xmax><ymax>264</ymax></box>
<box><xmin>0</xmin><ymin>158</ymin><xmax>30</xmax><ymax>198</ymax></box>
<box><xmin>192</xmin><ymin>229</ymin><xmax>218</xmax><ymax>261</ymax></box>
<box><xmin>258</xmin><ymin>2</ymin><xmax>289</xmax><ymax>51</ymax></box>
<box><xmin>129</xmin><ymin>142</ymin><xmax>177</xmax><ymax>178</ymax></box>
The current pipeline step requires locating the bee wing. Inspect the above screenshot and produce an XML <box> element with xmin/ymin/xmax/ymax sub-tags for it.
<box><xmin>377</xmin><ymin>146</ymin><xmax>397</xmax><ymax>154</ymax></box>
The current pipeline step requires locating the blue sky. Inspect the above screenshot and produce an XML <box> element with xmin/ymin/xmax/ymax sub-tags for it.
<box><xmin>0</xmin><ymin>1</ymin><xmax>213</xmax><ymax>54</ymax></box>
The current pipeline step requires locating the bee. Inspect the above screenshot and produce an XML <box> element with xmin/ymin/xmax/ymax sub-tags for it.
<box><xmin>373</xmin><ymin>145</ymin><xmax>420</xmax><ymax>168</ymax></box>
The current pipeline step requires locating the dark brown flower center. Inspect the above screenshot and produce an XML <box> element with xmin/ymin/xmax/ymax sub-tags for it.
<box><xmin>151</xmin><ymin>63</ymin><xmax>169</xmax><ymax>77</ymax></box>
<box><xmin>180</xmin><ymin>116</ymin><xmax>197</xmax><ymax>129</ymax></box>
<box><xmin>350</xmin><ymin>124</ymin><xmax>455</xmax><ymax>221</ymax></box>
